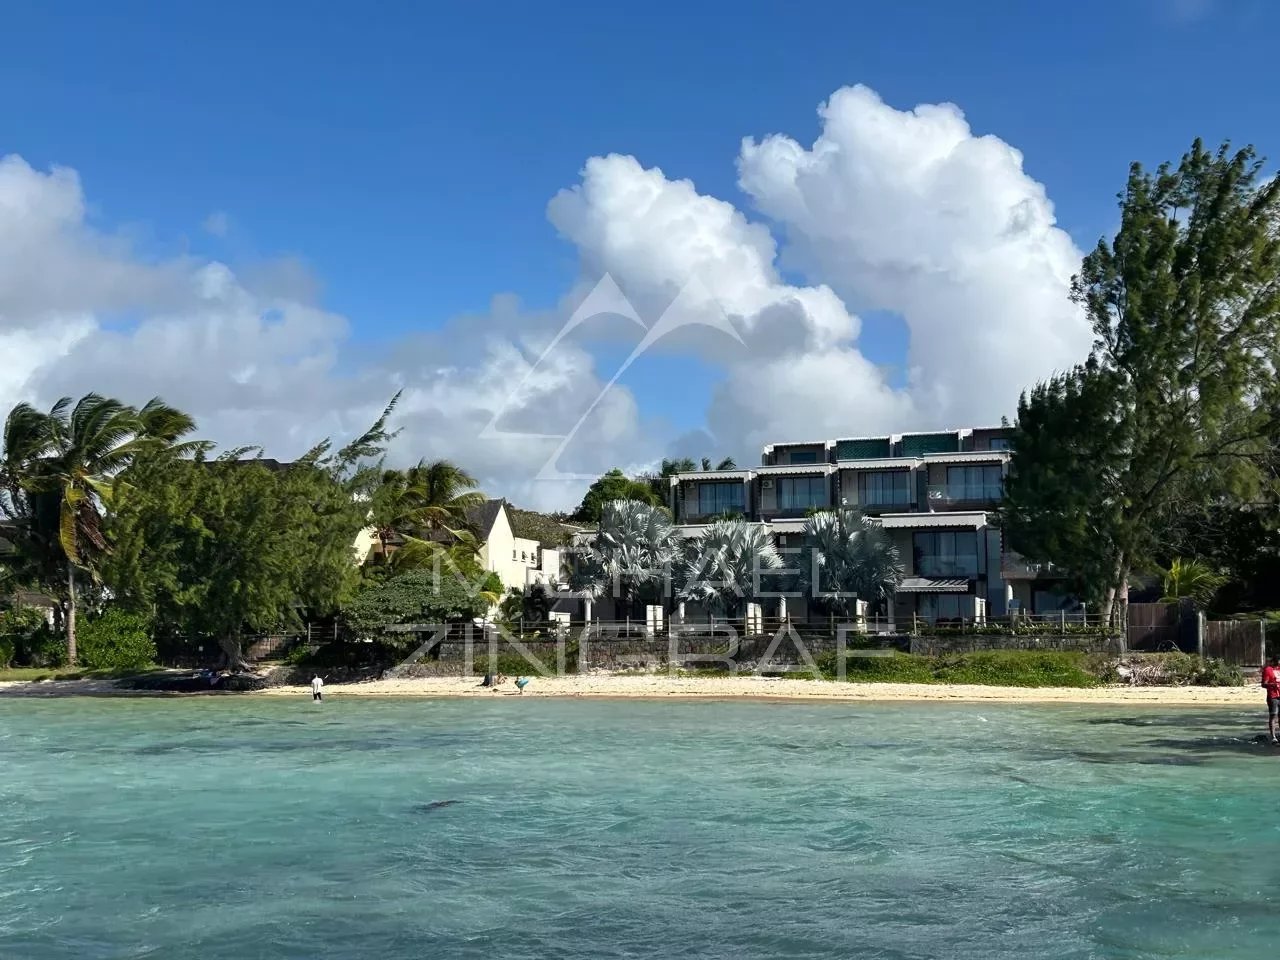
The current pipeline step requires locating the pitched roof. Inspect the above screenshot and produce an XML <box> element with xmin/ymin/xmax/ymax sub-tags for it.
<box><xmin>465</xmin><ymin>499</ymin><xmax>507</xmax><ymax>537</ymax></box>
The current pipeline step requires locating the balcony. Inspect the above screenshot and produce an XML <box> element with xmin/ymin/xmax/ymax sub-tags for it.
<box><xmin>926</xmin><ymin>483</ymin><xmax>1002</xmax><ymax>508</ymax></box>
<box><xmin>915</xmin><ymin>555</ymin><xmax>980</xmax><ymax>578</ymax></box>
<box><xmin>1000</xmin><ymin>552</ymin><xmax>1063</xmax><ymax>580</ymax></box>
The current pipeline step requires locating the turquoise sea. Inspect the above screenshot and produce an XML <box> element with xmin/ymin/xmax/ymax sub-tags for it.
<box><xmin>1</xmin><ymin>695</ymin><xmax>1278</xmax><ymax>959</ymax></box>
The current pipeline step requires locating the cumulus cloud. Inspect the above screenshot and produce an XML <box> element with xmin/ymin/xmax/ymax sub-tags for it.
<box><xmin>737</xmin><ymin>84</ymin><xmax>1091</xmax><ymax>422</ymax></box>
<box><xmin>0</xmin><ymin>156</ymin><xmax>654</xmax><ymax>511</ymax></box>
<box><xmin>0</xmin><ymin>84</ymin><xmax>1093</xmax><ymax>509</ymax></box>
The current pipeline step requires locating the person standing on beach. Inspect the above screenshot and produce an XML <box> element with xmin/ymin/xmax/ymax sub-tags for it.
<box><xmin>1263</xmin><ymin>657</ymin><xmax>1280</xmax><ymax>743</ymax></box>
<box><xmin>311</xmin><ymin>675</ymin><xmax>324</xmax><ymax>702</ymax></box>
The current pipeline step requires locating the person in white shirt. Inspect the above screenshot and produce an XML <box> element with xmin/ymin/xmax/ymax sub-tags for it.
<box><xmin>311</xmin><ymin>675</ymin><xmax>324</xmax><ymax>701</ymax></box>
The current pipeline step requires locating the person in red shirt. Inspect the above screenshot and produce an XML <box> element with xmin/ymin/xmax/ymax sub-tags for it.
<box><xmin>1262</xmin><ymin>656</ymin><xmax>1280</xmax><ymax>743</ymax></box>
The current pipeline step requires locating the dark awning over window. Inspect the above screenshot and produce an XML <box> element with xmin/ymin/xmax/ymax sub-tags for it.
<box><xmin>896</xmin><ymin>577</ymin><xmax>971</xmax><ymax>593</ymax></box>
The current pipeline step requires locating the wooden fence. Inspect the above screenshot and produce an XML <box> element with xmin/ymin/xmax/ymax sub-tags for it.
<box><xmin>1125</xmin><ymin>602</ymin><xmax>1185</xmax><ymax>652</ymax></box>
<box><xmin>1201</xmin><ymin>619</ymin><xmax>1265</xmax><ymax>667</ymax></box>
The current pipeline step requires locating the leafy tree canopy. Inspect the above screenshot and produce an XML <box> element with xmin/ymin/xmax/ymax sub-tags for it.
<box><xmin>572</xmin><ymin>469</ymin><xmax>661</xmax><ymax>523</ymax></box>
<box><xmin>1004</xmin><ymin>139</ymin><xmax>1280</xmax><ymax>616</ymax></box>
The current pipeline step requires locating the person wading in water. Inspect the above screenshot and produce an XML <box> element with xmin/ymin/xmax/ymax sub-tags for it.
<box><xmin>1262</xmin><ymin>656</ymin><xmax>1280</xmax><ymax>744</ymax></box>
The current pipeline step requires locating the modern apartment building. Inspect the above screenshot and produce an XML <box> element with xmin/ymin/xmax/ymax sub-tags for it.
<box><xmin>669</xmin><ymin>426</ymin><xmax>1064</xmax><ymax>623</ymax></box>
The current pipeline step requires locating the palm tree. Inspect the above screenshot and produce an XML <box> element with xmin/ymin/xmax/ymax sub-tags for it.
<box><xmin>1160</xmin><ymin>557</ymin><xmax>1228</xmax><ymax>609</ymax></box>
<box><xmin>799</xmin><ymin>508</ymin><xmax>903</xmax><ymax>617</ymax></box>
<box><xmin>369</xmin><ymin>459</ymin><xmax>485</xmax><ymax>564</ymax></box>
<box><xmin>0</xmin><ymin>394</ymin><xmax>198</xmax><ymax>665</ymax></box>
<box><xmin>678</xmin><ymin>518</ymin><xmax>779</xmax><ymax>617</ymax></box>
<box><xmin>569</xmin><ymin>500</ymin><xmax>680</xmax><ymax>618</ymax></box>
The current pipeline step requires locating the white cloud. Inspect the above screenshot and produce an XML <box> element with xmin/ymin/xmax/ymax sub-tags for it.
<box><xmin>0</xmin><ymin>156</ymin><xmax>653</xmax><ymax>512</ymax></box>
<box><xmin>737</xmin><ymin>84</ymin><xmax>1091</xmax><ymax>424</ymax></box>
<box><xmin>0</xmin><ymin>84</ymin><xmax>1093</xmax><ymax>510</ymax></box>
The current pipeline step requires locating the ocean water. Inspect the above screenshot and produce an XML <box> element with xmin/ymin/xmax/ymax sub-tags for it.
<box><xmin>0</xmin><ymin>696</ymin><xmax>1277</xmax><ymax>959</ymax></box>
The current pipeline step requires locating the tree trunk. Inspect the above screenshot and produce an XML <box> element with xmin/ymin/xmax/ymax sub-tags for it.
<box><xmin>1100</xmin><ymin>552</ymin><xmax>1129</xmax><ymax>628</ymax></box>
<box><xmin>220</xmin><ymin>634</ymin><xmax>253</xmax><ymax>672</ymax></box>
<box><xmin>65</xmin><ymin>561</ymin><xmax>78</xmax><ymax>667</ymax></box>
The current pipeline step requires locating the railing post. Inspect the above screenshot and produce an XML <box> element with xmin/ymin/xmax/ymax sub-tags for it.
<box><xmin>1196</xmin><ymin>611</ymin><xmax>1205</xmax><ymax>658</ymax></box>
<box><xmin>1060</xmin><ymin>609</ymin><xmax>1066</xmax><ymax>637</ymax></box>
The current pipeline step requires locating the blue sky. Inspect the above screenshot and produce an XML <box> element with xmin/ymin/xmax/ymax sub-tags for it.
<box><xmin>1</xmin><ymin>0</ymin><xmax>1277</xmax><ymax>505</ymax></box>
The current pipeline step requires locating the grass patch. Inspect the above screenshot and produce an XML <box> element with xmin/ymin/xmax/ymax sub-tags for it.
<box><xmin>817</xmin><ymin>650</ymin><xmax>1100</xmax><ymax>688</ymax></box>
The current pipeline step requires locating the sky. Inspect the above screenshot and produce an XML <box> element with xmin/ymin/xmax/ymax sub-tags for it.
<box><xmin>1</xmin><ymin>0</ymin><xmax>1277</xmax><ymax>510</ymax></box>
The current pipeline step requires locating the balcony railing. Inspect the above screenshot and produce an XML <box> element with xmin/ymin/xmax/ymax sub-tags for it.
<box><xmin>927</xmin><ymin>484</ymin><xmax>1002</xmax><ymax>506</ymax></box>
<box><xmin>1000</xmin><ymin>553</ymin><xmax>1062</xmax><ymax>580</ymax></box>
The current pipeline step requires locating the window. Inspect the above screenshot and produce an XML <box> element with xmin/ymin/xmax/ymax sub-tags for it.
<box><xmin>912</xmin><ymin>531</ymin><xmax>980</xmax><ymax>577</ymax></box>
<box><xmin>945</xmin><ymin>465</ymin><xmax>1002</xmax><ymax>501</ymax></box>
<box><xmin>512</xmin><ymin>550</ymin><xmax>517</xmax><ymax>561</ymax></box>
<box><xmin>989</xmin><ymin>438</ymin><xmax>1011</xmax><ymax>451</ymax></box>
<box><xmin>778</xmin><ymin>476</ymin><xmax>827</xmax><ymax>511</ymax></box>
<box><xmin>858</xmin><ymin>470</ymin><xmax>912</xmax><ymax>507</ymax></box>
<box><xmin>697</xmin><ymin>481</ymin><xmax>745</xmax><ymax>516</ymax></box>
<box><xmin>788</xmin><ymin>450</ymin><xmax>819</xmax><ymax>464</ymax></box>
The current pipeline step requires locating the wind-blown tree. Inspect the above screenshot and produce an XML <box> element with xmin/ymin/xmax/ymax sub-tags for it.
<box><xmin>644</xmin><ymin>456</ymin><xmax>738</xmax><ymax>499</ymax></box>
<box><xmin>368</xmin><ymin>458</ymin><xmax>485</xmax><ymax>567</ymax></box>
<box><xmin>0</xmin><ymin>394</ymin><xmax>199</xmax><ymax>665</ymax></box>
<box><xmin>677</xmin><ymin>518</ymin><xmax>779</xmax><ymax>618</ymax></box>
<box><xmin>798</xmin><ymin>509</ymin><xmax>903</xmax><ymax>617</ymax></box>
<box><xmin>1159</xmin><ymin>558</ymin><xmax>1228</xmax><ymax>609</ymax></box>
<box><xmin>569</xmin><ymin>500</ymin><xmax>680</xmax><ymax>618</ymax></box>
<box><xmin>1004</xmin><ymin>140</ymin><xmax>1280</xmax><ymax>620</ymax></box>
<box><xmin>105</xmin><ymin>398</ymin><xmax>399</xmax><ymax>668</ymax></box>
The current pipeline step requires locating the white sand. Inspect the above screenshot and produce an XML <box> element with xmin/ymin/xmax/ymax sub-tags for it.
<box><xmin>256</xmin><ymin>673</ymin><xmax>1267</xmax><ymax>706</ymax></box>
<box><xmin>0</xmin><ymin>673</ymin><xmax>1265</xmax><ymax>706</ymax></box>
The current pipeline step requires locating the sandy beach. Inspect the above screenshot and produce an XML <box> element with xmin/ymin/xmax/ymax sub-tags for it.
<box><xmin>256</xmin><ymin>674</ymin><xmax>1268</xmax><ymax>706</ymax></box>
<box><xmin>0</xmin><ymin>674</ymin><xmax>1267</xmax><ymax>706</ymax></box>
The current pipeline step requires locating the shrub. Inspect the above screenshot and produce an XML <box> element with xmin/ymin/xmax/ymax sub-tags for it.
<box><xmin>0</xmin><ymin>607</ymin><xmax>61</xmax><ymax>667</ymax></box>
<box><xmin>77</xmin><ymin>609</ymin><xmax>156</xmax><ymax>672</ymax></box>
<box><xmin>0</xmin><ymin>607</ymin><xmax>46</xmax><ymax>668</ymax></box>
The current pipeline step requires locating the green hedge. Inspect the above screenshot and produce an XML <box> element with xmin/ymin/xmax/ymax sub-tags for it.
<box><xmin>817</xmin><ymin>650</ymin><xmax>1245</xmax><ymax>688</ymax></box>
<box><xmin>818</xmin><ymin>650</ymin><xmax>1098</xmax><ymax>687</ymax></box>
<box><xmin>77</xmin><ymin>609</ymin><xmax>156</xmax><ymax>671</ymax></box>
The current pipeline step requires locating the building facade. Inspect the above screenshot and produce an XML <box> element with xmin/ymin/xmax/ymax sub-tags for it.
<box><xmin>669</xmin><ymin>427</ymin><xmax>1064</xmax><ymax>624</ymax></box>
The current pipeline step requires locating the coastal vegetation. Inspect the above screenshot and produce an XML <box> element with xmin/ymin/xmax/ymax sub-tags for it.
<box><xmin>1004</xmin><ymin>139</ymin><xmax>1280</xmax><ymax>621</ymax></box>
<box><xmin>817</xmin><ymin>649</ymin><xmax>1242</xmax><ymax>688</ymax></box>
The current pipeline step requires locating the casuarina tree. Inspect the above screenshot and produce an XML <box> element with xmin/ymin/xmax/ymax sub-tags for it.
<box><xmin>1004</xmin><ymin>140</ymin><xmax>1280</xmax><ymax>620</ymax></box>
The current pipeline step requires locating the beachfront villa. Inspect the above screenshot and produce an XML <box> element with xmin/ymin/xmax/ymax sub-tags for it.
<box><xmin>667</xmin><ymin>426</ymin><xmax>1068</xmax><ymax>625</ymax></box>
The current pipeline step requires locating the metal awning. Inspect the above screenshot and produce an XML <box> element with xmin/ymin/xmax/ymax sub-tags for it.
<box><xmin>767</xmin><ymin>518</ymin><xmax>808</xmax><ymax>534</ymax></box>
<box><xmin>671</xmin><ymin>470</ymin><xmax>753</xmax><ymax>482</ymax></box>
<box><xmin>874</xmin><ymin>512</ymin><xmax>988</xmax><ymax>529</ymax></box>
<box><xmin>919</xmin><ymin>451</ymin><xmax>1010</xmax><ymax>465</ymax></box>
<box><xmin>896</xmin><ymin>577</ymin><xmax>972</xmax><ymax>593</ymax></box>
<box><xmin>835</xmin><ymin>457</ymin><xmax>920</xmax><ymax>470</ymax></box>
<box><xmin>754</xmin><ymin>463</ymin><xmax>836</xmax><ymax>476</ymax></box>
